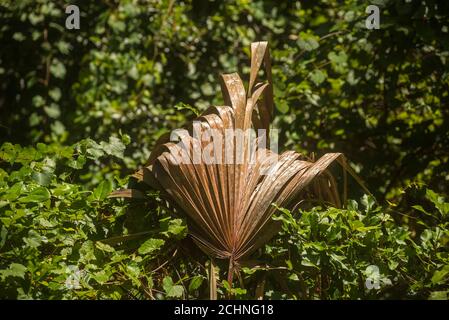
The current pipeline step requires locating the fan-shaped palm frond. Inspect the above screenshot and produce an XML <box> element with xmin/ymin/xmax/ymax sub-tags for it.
<box><xmin>111</xmin><ymin>41</ymin><xmax>369</xmax><ymax>295</ymax></box>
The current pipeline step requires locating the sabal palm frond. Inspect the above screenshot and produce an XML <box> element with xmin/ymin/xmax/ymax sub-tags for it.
<box><xmin>112</xmin><ymin>41</ymin><xmax>369</xmax><ymax>289</ymax></box>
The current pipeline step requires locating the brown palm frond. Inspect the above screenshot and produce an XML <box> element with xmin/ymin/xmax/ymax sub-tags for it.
<box><xmin>111</xmin><ymin>41</ymin><xmax>370</xmax><ymax>289</ymax></box>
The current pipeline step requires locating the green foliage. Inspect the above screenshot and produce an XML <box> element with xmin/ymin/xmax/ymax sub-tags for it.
<box><xmin>163</xmin><ymin>276</ymin><xmax>184</xmax><ymax>298</ymax></box>
<box><xmin>138</xmin><ymin>238</ymin><xmax>165</xmax><ymax>255</ymax></box>
<box><xmin>0</xmin><ymin>140</ymin><xmax>448</xmax><ymax>299</ymax></box>
<box><xmin>265</xmin><ymin>194</ymin><xmax>449</xmax><ymax>299</ymax></box>
<box><xmin>0</xmin><ymin>142</ymin><xmax>192</xmax><ymax>299</ymax></box>
<box><xmin>1</xmin><ymin>0</ymin><xmax>448</xmax><ymax>202</ymax></box>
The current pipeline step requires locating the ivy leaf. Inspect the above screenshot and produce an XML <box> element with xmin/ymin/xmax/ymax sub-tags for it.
<box><xmin>92</xmin><ymin>180</ymin><xmax>112</xmax><ymax>201</ymax></box>
<box><xmin>361</xmin><ymin>194</ymin><xmax>375</xmax><ymax>212</ymax></box>
<box><xmin>49</xmin><ymin>88</ymin><xmax>62</xmax><ymax>102</ymax></box>
<box><xmin>163</xmin><ymin>276</ymin><xmax>184</xmax><ymax>298</ymax></box>
<box><xmin>3</xmin><ymin>182</ymin><xmax>23</xmax><ymax>201</ymax></box>
<box><xmin>429</xmin><ymin>291</ymin><xmax>448</xmax><ymax>300</ymax></box>
<box><xmin>92</xmin><ymin>270</ymin><xmax>111</xmax><ymax>284</ymax></box>
<box><xmin>188</xmin><ymin>276</ymin><xmax>204</xmax><ymax>292</ymax></box>
<box><xmin>138</xmin><ymin>238</ymin><xmax>164</xmax><ymax>255</ymax></box>
<box><xmin>101</xmin><ymin>137</ymin><xmax>126</xmax><ymax>158</ymax></box>
<box><xmin>68</xmin><ymin>155</ymin><xmax>86</xmax><ymax>169</ymax></box>
<box><xmin>310</xmin><ymin>69</ymin><xmax>326</xmax><ymax>85</ymax></box>
<box><xmin>50</xmin><ymin>59</ymin><xmax>66</xmax><ymax>79</ymax></box>
<box><xmin>160</xmin><ymin>218</ymin><xmax>187</xmax><ymax>238</ymax></box>
<box><xmin>0</xmin><ymin>263</ymin><xmax>27</xmax><ymax>279</ymax></box>
<box><xmin>328</xmin><ymin>51</ymin><xmax>348</xmax><ymax>73</ymax></box>
<box><xmin>85</xmin><ymin>139</ymin><xmax>105</xmax><ymax>159</ymax></box>
<box><xmin>431</xmin><ymin>265</ymin><xmax>449</xmax><ymax>284</ymax></box>
<box><xmin>86</xmin><ymin>147</ymin><xmax>104</xmax><ymax>159</ymax></box>
<box><xmin>95</xmin><ymin>241</ymin><xmax>115</xmax><ymax>253</ymax></box>
<box><xmin>32</xmin><ymin>172</ymin><xmax>53</xmax><ymax>186</ymax></box>
<box><xmin>275</xmin><ymin>98</ymin><xmax>289</xmax><ymax>113</ymax></box>
<box><xmin>44</xmin><ymin>104</ymin><xmax>61</xmax><ymax>119</ymax></box>
<box><xmin>297</xmin><ymin>32</ymin><xmax>319</xmax><ymax>51</ymax></box>
<box><xmin>328</xmin><ymin>51</ymin><xmax>348</xmax><ymax>64</ymax></box>
<box><xmin>19</xmin><ymin>187</ymin><xmax>50</xmax><ymax>203</ymax></box>
<box><xmin>79</xmin><ymin>241</ymin><xmax>96</xmax><ymax>263</ymax></box>
<box><xmin>426</xmin><ymin>189</ymin><xmax>449</xmax><ymax>217</ymax></box>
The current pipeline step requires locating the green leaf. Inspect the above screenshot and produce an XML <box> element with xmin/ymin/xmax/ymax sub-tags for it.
<box><xmin>426</xmin><ymin>189</ymin><xmax>449</xmax><ymax>217</ymax></box>
<box><xmin>241</xmin><ymin>267</ymin><xmax>258</xmax><ymax>275</ymax></box>
<box><xmin>174</xmin><ymin>102</ymin><xmax>200</xmax><ymax>116</ymax></box>
<box><xmin>68</xmin><ymin>155</ymin><xmax>86</xmax><ymax>169</ymax></box>
<box><xmin>79</xmin><ymin>241</ymin><xmax>96</xmax><ymax>263</ymax></box>
<box><xmin>289</xmin><ymin>273</ymin><xmax>299</xmax><ymax>281</ymax></box>
<box><xmin>188</xmin><ymin>276</ymin><xmax>204</xmax><ymax>292</ymax></box>
<box><xmin>310</xmin><ymin>69</ymin><xmax>326</xmax><ymax>85</ymax></box>
<box><xmin>12</xmin><ymin>32</ymin><xmax>26</xmax><ymax>41</ymax></box>
<box><xmin>163</xmin><ymin>276</ymin><xmax>184</xmax><ymax>298</ymax></box>
<box><xmin>431</xmin><ymin>265</ymin><xmax>449</xmax><ymax>284</ymax></box>
<box><xmin>86</xmin><ymin>147</ymin><xmax>105</xmax><ymax>159</ymax></box>
<box><xmin>92</xmin><ymin>270</ymin><xmax>110</xmax><ymax>284</ymax></box>
<box><xmin>160</xmin><ymin>218</ymin><xmax>187</xmax><ymax>238</ymax></box>
<box><xmin>429</xmin><ymin>291</ymin><xmax>448</xmax><ymax>300</ymax></box>
<box><xmin>49</xmin><ymin>88</ymin><xmax>62</xmax><ymax>102</ymax></box>
<box><xmin>388</xmin><ymin>260</ymin><xmax>399</xmax><ymax>271</ymax></box>
<box><xmin>93</xmin><ymin>180</ymin><xmax>112</xmax><ymax>201</ymax></box>
<box><xmin>412</xmin><ymin>205</ymin><xmax>433</xmax><ymax>217</ymax></box>
<box><xmin>50</xmin><ymin>59</ymin><xmax>66</xmax><ymax>79</ymax></box>
<box><xmin>3</xmin><ymin>182</ymin><xmax>23</xmax><ymax>200</ymax></box>
<box><xmin>328</xmin><ymin>51</ymin><xmax>348</xmax><ymax>73</ymax></box>
<box><xmin>23</xmin><ymin>230</ymin><xmax>44</xmax><ymax>248</ymax></box>
<box><xmin>101</xmin><ymin>137</ymin><xmax>126</xmax><ymax>158</ymax></box>
<box><xmin>361</xmin><ymin>194</ymin><xmax>375</xmax><ymax>212</ymax></box>
<box><xmin>328</xmin><ymin>51</ymin><xmax>348</xmax><ymax>64</ymax></box>
<box><xmin>138</xmin><ymin>238</ymin><xmax>164</xmax><ymax>255</ymax></box>
<box><xmin>95</xmin><ymin>241</ymin><xmax>115</xmax><ymax>253</ymax></box>
<box><xmin>125</xmin><ymin>263</ymin><xmax>141</xmax><ymax>287</ymax></box>
<box><xmin>232</xmin><ymin>287</ymin><xmax>247</xmax><ymax>295</ymax></box>
<box><xmin>0</xmin><ymin>263</ymin><xmax>27</xmax><ymax>279</ymax></box>
<box><xmin>297</xmin><ymin>33</ymin><xmax>319</xmax><ymax>51</ymax></box>
<box><xmin>32</xmin><ymin>172</ymin><xmax>53</xmax><ymax>186</ymax></box>
<box><xmin>19</xmin><ymin>187</ymin><xmax>50</xmax><ymax>203</ymax></box>
<box><xmin>127</xmin><ymin>65</ymin><xmax>139</xmax><ymax>80</ymax></box>
<box><xmin>275</xmin><ymin>98</ymin><xmax>289</xmax><ymax>113</ymax></box>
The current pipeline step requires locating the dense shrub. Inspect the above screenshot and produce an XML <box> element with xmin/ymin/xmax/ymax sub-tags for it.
<box><xmin>0</xmin><ymin>142</ymin><xmax>448</xmax><ymax>299</ymax></box>
<box><xmin>0</xmin><ymin>141</ymin><xmax>191</xmax><ymax>299</ymax></box>
<box><xmin>1</xmin><ymin>0</ymin><xmax>448</xmax><ymax>201</ymax></box>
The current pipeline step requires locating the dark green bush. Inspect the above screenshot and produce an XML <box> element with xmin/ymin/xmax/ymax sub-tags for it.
<box><xmin>1</xmin><ymin>0</ymin><xmax>448</xmax><ymax>201</ymax></box>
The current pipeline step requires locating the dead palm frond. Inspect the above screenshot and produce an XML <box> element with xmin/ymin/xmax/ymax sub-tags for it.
<box><xmin>111</xmin><ymin>41</ymin><xmax>369</xmax><ymax>295</ymax></box>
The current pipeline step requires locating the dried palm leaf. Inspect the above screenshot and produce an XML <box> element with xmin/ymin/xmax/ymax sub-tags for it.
<box><xmin>112</xmin><ymin>41</ymin><xmax>370</xmax><ymax>291</ymax></box>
